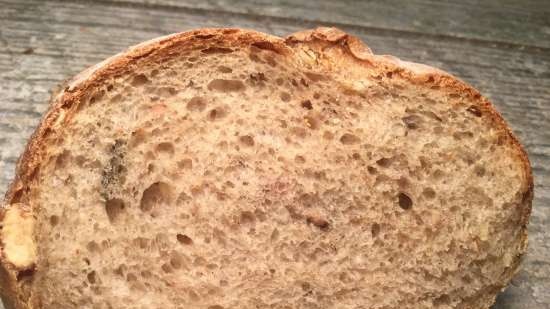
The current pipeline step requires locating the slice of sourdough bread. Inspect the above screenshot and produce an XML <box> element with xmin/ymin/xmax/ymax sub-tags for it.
<box><xmin>0</xmin><ymin>27</ymin><xmax>532</xmax><ymax>309</ymax></box>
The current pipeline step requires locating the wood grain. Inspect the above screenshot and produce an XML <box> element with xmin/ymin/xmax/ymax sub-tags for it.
<box><xmin>111</xmin><ymin>0</ymin><xmax>550</xmax><ymax>48</ymax></box>
<box><xmin>0</xmin><ymin>0</ymin><xmax>549</xmax><ymax>308</ymax></box>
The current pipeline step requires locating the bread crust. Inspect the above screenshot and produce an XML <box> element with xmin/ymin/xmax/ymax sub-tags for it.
<box><xmin>0</xmin><ymin>27</ymin><xmax>533</xmax><ymax>309</ymax></box>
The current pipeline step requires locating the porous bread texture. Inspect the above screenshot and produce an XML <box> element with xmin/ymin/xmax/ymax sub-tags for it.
<box><xmin>0</xmin><ymin>28</ymin><xmax>532</xmax><ymax>309</ymax></box>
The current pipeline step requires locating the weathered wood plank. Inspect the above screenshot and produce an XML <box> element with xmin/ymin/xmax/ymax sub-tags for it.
<box><xmin>110</xmin><ymin>0</ymin><xmax>550</xmax><ymax>48</ymax></box>
<box><xmin>0</xmin><ymin>1</ymin><xmax>549</xmax><ymax>308</ymax></box>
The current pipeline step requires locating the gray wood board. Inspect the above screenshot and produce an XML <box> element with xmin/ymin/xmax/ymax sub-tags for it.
<box><xmin>112</xmin><ymin>0</ymin><xmax>550</xmax><ymax>49</ymax></box>
<box><xmin>0</xmin><ymin>0</ymin><xmax>549</xmax><ymax>308</ymax></box>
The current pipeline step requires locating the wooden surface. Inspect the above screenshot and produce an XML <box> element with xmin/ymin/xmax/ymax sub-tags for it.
<box><xmin>0</xmin><ymin>0</ymin><xmax>549</xmax><ymax>308</ymax></box>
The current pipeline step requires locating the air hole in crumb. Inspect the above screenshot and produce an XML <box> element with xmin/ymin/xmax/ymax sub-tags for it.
<box><xmin>105</xmin><ymin>198</ymin><xmax>125</xmax><ymax>223</ymax></box>
<box><xmin>87</xmin><ymin>271</ymin><xmax>97</xmax><ymax>284</ymax></box>
<box><xmin>474</xmin><ymin>165</ymin><xmax>485</xmax><ymax>177</ymax></box>
<box><xmin>265</xmin><ymin>55</ymin><xmax>277</xmax><ymax>67</ymax></box>
<box><xmin>177</xmin><ymin>192</ymin><xmax>191</xmax><ymax>205</ymax></box>
<box><xmin>280</xmin><ymin>92</ymin><xmax>291</xmax><ymax>102</ymax></box>
<box><xmin>237</xmin><ymin>211</ymin><xmax>256</xmax><ymax>226</ymax></box>
<box><xmin>290</xmin><ymin>126</ymin><xmax>307</xmax><ymax>138</ymax></box>
<box><xmin>239</xmin><ymin>135</ymin><xmax>255</xmax><ymax>147</ymax></box>
<box><xmin>55</xmin><ymin>150</ymin><xmax>71</xmax><ymax>169</ymax></box>
<box><xmin>376</xmin><ymin>157</ymin><xmax>392</xmax><ymax>167</ymax></box>
<box><xmin>323</xmin><ymin>131</ymin><xmax>334</xmax><ymax>140</ymax></box>
<box><xmin>422</xmin><ymin>188</ymin><xmax>436</xmax><ymax>199</ymax></box>
<box><xmin>397</xmin><ymin>177</ymin><xmax>409</xmax><ymax>188</ymax></box>
<box><xmin>133</xmin><ymin>237</ymin><xmax>149</xmax><ymax>249</ymax></box>
<box><xmin>217</xmin><ymin>66</ymin><xmax>233</xmax><ymax>73</ymax></box>
<box><xmin>340</xmin><ymin>133</ymin><xmax>360</xmax><ymax>145</ymax></box>
<box><xmin>306</xmin><ymin>216</ymin><xmax>330</xmax><ymax>230</ymax></box>
<box><xmin>397</xmin><ymin>193</ymin><xmax>413</xmax><ymax>210</ymax></box>
<box><xmin>402</xmin><ymin>115</ymin><xmax>422</xmax><ymax>129</ymax></box>
<box><xmin>140</xmin><ymin>182</ymin><xmax>174</xmax><ymax>212</ymax></box>
<box><xmin>201</xmin><ymin>47</ymin><xmax>233</xmax><ymax>54</ymax></box>
<box><xmin>130</xmin><ymin>128</ymin><xmax>147</xmax><ymax>147</ymax></box>
<box><xmin>126</xmin><ymin>273</ymin><xmax>137</xmax><ymax>282</ymax></box>
<box><xmin>371</xmin><ymin>223</ymin><xmax>380</xmax><ymax>237</ymax></box>
<box><xmin>161</xmin><ymin>263</ymin><xmax>172</xmax><ymax>273</ymax></box>
<box><xmin>141</xmin><ymin>270</ymin><xmax>152</xmax><ymax>278</ymax></box>
<box><xmin>158</xmin><ymin>87</ymin><xmax>177</xmax><ymax>97</ymax></box>
<box><xmin>295</xmin><ymin>155</ymin><xmax>306</xmax><ymax>164</ymax></box>
<box><xmin>207</xmin><ymin>79</ymin><xmax>246</xmax><ymax>92</ymax></box>
<box><xmin>367</xmin><ymin>166</ymin><xmax>377</xmax><ymax>174</ymax></box>
<box><xmin>87</xmin><ymin>241</ymin><xmax>101</xmax><ymax>252</ymax></box>
<box><xmin>170</xmin><ymin>252</ymin><xmax>184</xmax><ymax>269</ymax></box>
<box><xmin>156</xmin><ymin>142</ymin><xmax>175</xmax><ymax>154</ymax></box>
<box><xmin>191</xmin><ymin>185</ymin><xmax>204</xmax><ymax>196</ymax></box>
<box><xmin>304</xmin><ymin>115</ymin><xmax>320</xmax><ymax>130</ymax></box>
<box><xmin>178</xmin><ymin>158</ymin><xmax>193</xmax><ymax>169</ymax></box>
<box><xmin>433</xmin><ymin>294</ymin><xmax>451</xmax><ymax>306</ymax></box>
<box><xmin>177</xmin><ymin>234</ymin><xmax>193</xmax><ymax>245</ymax></box>
<box><xmin>432</xmin><ymin>169</ymin><xmax>444</xmax><ymax>180</ymax></box>
<box><xmin>187</xmin><ymin>97</ymin><xmax>207</xmax><ymax>112</ymax></box>
<box><xmin>207</xmin><ymin>107</ymin><xmax>228</xmax><ymax>121</ymax></box>
<box><xmin>208</xmin><ymin>305</ymin><xmax>224</xmax><ymax>309</ymax></box>
<box><xmin>131</xmin><ymin>74</ymin><xmax>149</xmax><ymax>86</ymax></box>
<box><xmin>433</xmin><ymin>126</ymin><xmax>444</xmax><ymax>134</ymax></box>
<box><xmin>49</xmin><ymin>215</ymin><xmax>59</xmax><ymax>226</ymax></box>
<box><xmin>301</xmin><ymin>100</ymin><xmax>313</xmax><ymax>110</ymax></box>
<box><xmin>147</xmin><ymin>163</ymin><xmax>155</xmax><ymax>174</ymax></box>
<box><xmin>270</xmin><ymin>229</ymin><xmax>280</xmax><ymax>241</ymax></box>
<box><xmin>466</xmin><ymin>106</ymin><xmax>482</xmax><ymax>117</ymax></box>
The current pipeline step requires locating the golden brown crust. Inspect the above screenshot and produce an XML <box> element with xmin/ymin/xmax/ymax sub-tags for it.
<box><xmin>0</xmin><ymin>27</ymin><xmax>533</xmax><ymax>309</ymax></box>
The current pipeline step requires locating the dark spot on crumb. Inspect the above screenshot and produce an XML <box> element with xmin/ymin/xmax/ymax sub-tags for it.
<box><xmin>371</xmin><ymin>223</ymin><xmax>380</xmax><ymax>237</ymax></box>
<box><xmin>207</xmin><ymin>79</ymin><xmax>245</xmax><ymax>92</ymax></box>
<box><xmin>201</xmin><ymin>47</ymin><xmax>233</xmax><ymax>54</ymax></box>
<box><xmin>376</xmin><ymin>157</ymin><xmax>392</xmax><ymax>167</ymax></box>
<box><xmin>301</xmin><ymin>100</ymin><xmax>313</xmax><ymax>110</ymax></box>
<box><xmin>339</xmin><ymin>133</ymin><xmax>360</xmax><ymax>145</ymax></box>
<box><xmin>101</xmin><ymin>139</ymin><xmax>127</xmax><ymax>199</ymax></box>
<box><xmin>16</xmin><ymin>267</ymin><xmax>35</xmax><ymax>281</ymax></box>
<box><xmin>402</xmin><ymin>115</ymin><xmax>422</xmax><ymax>129</ymax></box>
<box><xmin>466</xmin><ymin>105</ymin><xmax>482</xmax><ymax>117</ymax></box>
<box><xmin>397</xmin><ymin>193</ymin><xmax>413</xmax><ymax>210</ymax></box>
<box><xmin>177</xmin><ymin>234</ymin><xmax>193</xmax><ymax>245</ymax></box>
<box><xmin>306</xmin><ymin>216</ymin><xmax>330</xmax><ymax>230</ymax></box>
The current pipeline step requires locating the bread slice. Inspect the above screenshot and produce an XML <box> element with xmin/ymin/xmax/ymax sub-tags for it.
<box><xmin>0</xmin><ymin>27</ymin><xmax>532</xmax><ymax>309</ymax></box>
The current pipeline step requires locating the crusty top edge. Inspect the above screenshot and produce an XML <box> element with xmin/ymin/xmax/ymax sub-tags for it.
<box><xmin>286</xmin><ymin>27</ymin><xmax>533</xmax><ymax>226</ymax></box>
<box><xmin>1</xmin><ymin>28</ymin><xmax>288</xmax><ymax>207</ymax></box>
